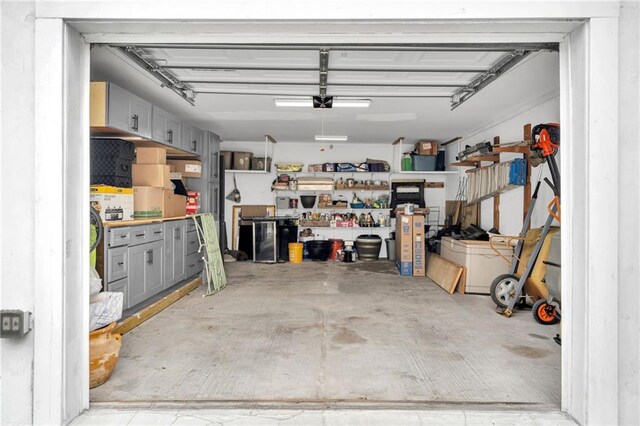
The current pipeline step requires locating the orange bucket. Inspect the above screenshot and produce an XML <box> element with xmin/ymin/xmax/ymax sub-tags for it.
<box><xmin>288</xmin><ymin>242</ymin><xmax>304</xmax><ymax>263</ymax></box>
<box><xmin>329</xmin><ymin>239</ymin><xmax>344</xmax><ymax>260</ymax></box>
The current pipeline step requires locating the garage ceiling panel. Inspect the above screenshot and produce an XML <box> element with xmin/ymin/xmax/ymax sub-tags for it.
<box><xmin>144</xmin><ymin>47</ymin><xmax>318</xmax><ymax>67</ymax></box>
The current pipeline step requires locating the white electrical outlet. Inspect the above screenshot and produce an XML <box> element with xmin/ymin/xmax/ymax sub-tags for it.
<box><xmin>0</xmin><ymin>310</ymin><xmax>33</xmax><ymax>338</ymax></box>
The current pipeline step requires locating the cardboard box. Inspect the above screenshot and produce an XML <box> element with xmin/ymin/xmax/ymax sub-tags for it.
<box><xmin>241</xmin><ymin>205</ymin><xmax>268</xmax><ymax>218</ymax></box>
<box><xmin>163</xmin><ymin>190</ymin><xmax>186</xmax><ymax>218</ymax></box>
<box><xmin>135</xmin><ymin>147</ymin><xmax>166</xmax><ymax>164</ymax></box>
<box><xmin>167</xmin><ymin>159</ymin><xmax>202</xmax><ymax>178</ymax></box>
<box><xmin>395</xmin><ymin>214</ymin><xmax>414</xmax><ymax>276</ymax></box>
<box><xmin>133</xmin><ymin>186</ymin><xmax>164</xmax><ymax>218</ymax></box>
<box><xmin>132</xmin><ymin>164</ymin><xmax>171</xmax><ymax>188</ymax></box>
<box><xmin>415</xmin><ymin>141</ymin><xmax>439</xmax><ymax>156</ymax></box>
<box><xmin>90</xmin><ymin>185</ymin><xmax>134</xmax><ymax>222</ymax></box>
<box><xmin>233</xmin><ymin>152</ymin><xmax>253</xmax><ymax>170</ymax></box>
<box><xmin>412</xmin><ymin>214</ymin><xmax>426</xmax><ymax>276</ymax></box>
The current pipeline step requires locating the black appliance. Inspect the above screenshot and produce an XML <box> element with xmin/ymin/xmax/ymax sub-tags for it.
<box><xmin>238</xmin><ymin>217</ymin><xmax>298</xmax><ymax>262</ymax></box>
<box><xmin>391</xmin><ymin>180</ymin><xmax>425</xmax><ymax>217</ymax></box>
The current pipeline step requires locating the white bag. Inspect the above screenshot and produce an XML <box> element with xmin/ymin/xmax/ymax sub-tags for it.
<box><xmin>89</xmin><ymin>292</ymin><xmax>123</xmax><ymax>331</ymax></box>
<box><xmin>89</xmin><ymin>267</ymin><xmax>103</xmax><ymax>297</ymax></box>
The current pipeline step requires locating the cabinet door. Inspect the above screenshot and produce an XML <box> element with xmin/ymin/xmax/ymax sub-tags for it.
<box><xmin>192</xmin><ymin>127</ymin><xmax>204</xmax><ymax>156</ymax></box>
<box><xmin>166</xmin><ymin>116</ymin><xmax>181</xmax><ymax>147</ymax></box>
<box><xmin>180</xmin><ymin>123</ymin><xmax>193</xmax><ymax>152</ymax></box>
<box><xmin>127</xmin><ymin>244</ymin><xmax>148</xmax><ymax>307</ymax></box>
<box><xmin>130</xmin><ymin>94</ymin><xmax>152</xmax><ymax>138</ymax></box>
<box><xmin>152</xmin><ymin>106</ymin><xmax>168</xmax><ymax>144</ymax></box>
<box><xmin>163</xmin><ymin>221</ymin><xmax>177</xmax><ymax>287</ymax></box>
<box><xmin>173</xmin><ymin>224</ymin><xmax>186</xmax><ymax>285</ymax></box>
<box><xmin>106</xmin><ymin>83</ymin><xmax>132</xmax><ymax>133</ymax></box>
<box><xmin>145</xmin><ymin>240</ymin><xmax>164</xmax><ymax>297</ymax></box>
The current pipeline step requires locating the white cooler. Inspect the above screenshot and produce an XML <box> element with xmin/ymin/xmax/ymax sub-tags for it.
<box><xmin>439</xmin><ymin>236</ymin><xmax>513</xmax><ymax>294</ymax></box>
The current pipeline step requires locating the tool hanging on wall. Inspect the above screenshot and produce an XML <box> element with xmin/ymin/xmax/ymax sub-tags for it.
<box><xmin>226</xmin><ymin>173</ymin><xmax>241</xmax><ymax>203</ymax></box>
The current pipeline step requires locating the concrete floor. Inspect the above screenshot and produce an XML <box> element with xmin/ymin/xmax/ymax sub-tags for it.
<box><xmin>91</xmin><ymin>261</ymin><xmax>561</xmax><ymax>406</ymax></box>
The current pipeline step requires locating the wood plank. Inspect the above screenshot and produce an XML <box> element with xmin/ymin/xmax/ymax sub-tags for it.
<box><xmin>493</xmin><ymin>136</ymin><xmax>501</xmax><ymax>231</ymax></box>
<box><xmin>426</xmin><ymin>253</ymin><xmax>464</xmax><ymax>294</ymax></box>
<box><xmin>492</xmin><ymin>145</ymin><xmax>530</xmax><ymax>154</ymax></box>
<box><xmin>113</xmin><ymin>277</ymin><xmax>202</xmax><ymax>335</ymax></box>
<box><xmin>441</xmin><ymin>136</ymin><xmax>462</xmax><ymax>146</ymax></box>
<box><xmin>456</xmin><ymin>267</ymin><xmax>467</xmax><ymax>295</ymax></box>
<box><xmin>424</xmin><ymin>181</ymin><xmax>444</xmax><ymax>188</ymax></box>
<box><xmin>523</xmin><ymin>123</ymin><xmax>532</xmax><ymax>228</ymax></box>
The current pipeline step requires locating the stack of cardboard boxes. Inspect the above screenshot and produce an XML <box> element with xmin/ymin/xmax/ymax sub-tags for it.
<box><xmin>166</xmin><ymin>159</ymin><xmax>202</xmax><ymax>215</ymax></box>
<box><xmin>133</xmin><ymin>147</ymin><xmax>186</xmax><ymax>218</ymax></box>
<box><xmin>395</xmin><ymin>214</ymin><xmax>426</xmax><ymax>277</ymax></box>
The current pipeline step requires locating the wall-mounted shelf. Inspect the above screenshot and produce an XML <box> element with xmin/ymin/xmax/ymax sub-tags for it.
<box><xmin>271</xmin><ymin>187</ymin><xmax>390</xmax><ymax>192</ymax></box>
<box><xmin>225</xmin><ymin>169</ymin><xmax>270</xmax><ymax>174</ymax></box>
<box><xmin>394</xmin><ymin>171</ymin><xmax>458</xmax><ymax>175</ymax></box>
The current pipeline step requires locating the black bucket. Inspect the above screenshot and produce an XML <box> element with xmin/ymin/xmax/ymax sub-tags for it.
<box><xmin>355</xmin><ymin>235</ymin><xmax>382</xmax><ymax>261</ymax></box>
<box><xmin>306</xmin><ymin>240</ymin><xmax>332</xmax><ymax>261</ymax></box>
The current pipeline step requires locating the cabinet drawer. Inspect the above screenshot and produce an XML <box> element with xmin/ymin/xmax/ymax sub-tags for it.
<box><xmin>185</xmin><ymin>231</ymin><xmax>200</xmax><ymax>255</ymax></box>
<box><xmin>107</xmin><ymin>277</ymin><xmax>129</xmax><ymax>310</ymax></box>
<box><xmin>147</xmin><ymin>223</ymin><xmax>164</xmax><ymax>242</ymax></box>
<box><xmin>185</xmin><ymin>251</ymin><xmax>205</xmax><ymax>278</ymax></box>
<box><xmin>108</xmin><ymin>227</ymin><xmax>131</xmax><ymax>247</ymax></box>
<box><xmin>186</xmin><ymin>220</ymin><xmax>198</xmax><ymax>233</ymax></box>
<box><xmin>130</xmin><ymin>225</ymin><xmax>149</xmax><ymax>246</ymax></box>
<box><xmin>107</xmin><ymin>246</ymin><xmax>128</xmax><ymax>283</ymax></box>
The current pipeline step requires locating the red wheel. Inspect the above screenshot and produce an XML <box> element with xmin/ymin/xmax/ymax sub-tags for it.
<box><xmin>532</xmin><ymin>299</ymin><xmax>559</xmax><ymax>325</ymax></box>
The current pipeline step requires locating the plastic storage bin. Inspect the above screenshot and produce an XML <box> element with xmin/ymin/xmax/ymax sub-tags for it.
<box><xmin>439</xmin><ymin>236</ymin><xmax>513</xmax><ymax>294</ymax></box>
<box><xmin>411</xmin><ymin>155</ymin><xmax>437</xmax><ymax>171</ymax></box>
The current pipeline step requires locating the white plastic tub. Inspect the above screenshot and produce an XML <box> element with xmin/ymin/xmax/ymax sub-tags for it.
<box><xmin>439</xmin><ymin>236</ymin><xmax>513</xmax><ymax>294</ymax></box>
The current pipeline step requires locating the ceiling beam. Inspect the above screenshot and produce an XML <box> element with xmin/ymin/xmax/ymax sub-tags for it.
<box><xmin>165</xmin><ymin>64</ymin><xmax>489</xmax><ymax>73</ymax></box>
<box><xmin>110</xmin><ymin>42</ymin><xmax>558</xmax><ymax>52</ymax></box>
<box><xmin>192</xmin><ymin>90</ymin><xmax>452</xmax><ymax>98</ymax></box>
<box><xmin>185</xmin><ymin>80</ymin><xmax>465</xmax><ymax>88</ymax></box>
<box><xmin>319</xmin><ymin>49</ymin><xmax>329</xmax><ymax>97</ymax></box>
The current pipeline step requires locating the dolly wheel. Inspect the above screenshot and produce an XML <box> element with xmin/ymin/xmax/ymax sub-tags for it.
<box><xmin>532</xmin><ymin>299</ymin><xmax>559</xmax><ymax>325</ymax></box>
<box><xmin>490</xmin><ymin>274</ymin><xmax>520</xmax><ymax>308</ymax></box>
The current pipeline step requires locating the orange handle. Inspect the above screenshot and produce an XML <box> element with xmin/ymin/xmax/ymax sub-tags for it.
<box><xmin>547</xmin><ymin>197</ymin><xmax>561</xmax><ymax>223</ymax></box>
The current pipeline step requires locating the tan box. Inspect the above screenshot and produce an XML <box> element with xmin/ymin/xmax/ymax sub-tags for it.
<box><xmin>412</xmin><ymin>214</ymin><xmax>426</xmax><ymax>276</ymax></box>
<box><xmin>163</xmin><ymin>190</ymin><xmax>187</xmax><ymax>218</ymax></box>
<box><xmin>132</xmin><ymin>164</ymin><xmax>171</xmax><ymax>188</ymax></box>
<box><xmin>90</xmin><ymin>185</ymin><xmax>134</xmax><ymax>222</ymax></box>
<box><xmin>232</xmin><ymin>152</ymin><xmax>253</xmax><ymax>170</ymax></box>
<box><xmin>415</xmin><ymin>141</ymin><xmax>438</xmax><ymax>156</ymax></box>
<box><xmin>133</xmin><ymin>186</ymin><xmax>164</xmax><ymax>218</ymax></box>
<box><xmin>167</xmin><ymin>159</ymin><xmax>202</xmax><ymax>178</ymax></box>
<box><xmin>395</xmin><ymin>214</ymin><xmax>414</xmax><ymax>276</ymax></box>
<box><xmin>136</xmin><ymin>147</ymin><xmax>166</xmax><ymax>165</ymax></box>
<box><xmin>241</xmin><ymin>205</ymin><xmax>268</xmax><ymax>218</ymax></box>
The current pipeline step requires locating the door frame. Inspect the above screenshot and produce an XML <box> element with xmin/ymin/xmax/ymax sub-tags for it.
<box><xmin>33</xmin><ymin>8</ymin><xmax>619</xmax><ymax>425</ymax></box>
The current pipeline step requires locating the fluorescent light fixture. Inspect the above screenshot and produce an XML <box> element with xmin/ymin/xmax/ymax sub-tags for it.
<box><xmin>333</xmin><ymin>99</ymin><xmax>371</xmax><ymax>108</ymax></box>
<box><xmin>274</xmin><ymin>98</ymin><xmax>313</xmax><ymax>107</ymax></box>
<box><xmin>315</xmin><ymin>135</ymin><xmax>348</xmax><ymax>141</ymax></box>
<box><xmin>274</xmin><ymin>98</ymin><xmax>371</xmax><ymax>108</ymax></box>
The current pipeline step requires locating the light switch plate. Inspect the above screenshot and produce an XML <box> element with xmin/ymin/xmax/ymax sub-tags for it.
<box><xmin>0</xmin><ymin>310</ymin><xmax>33</xmax><ymax>338</ymax></box>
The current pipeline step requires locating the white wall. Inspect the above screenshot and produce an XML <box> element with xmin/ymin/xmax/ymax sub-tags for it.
<box><xmin>0</xmin><ymin>2</ymin><xmax>37</xmax><ymax>425</ymax></box>
<box><xmin>617</xmin><ymin>2</ymin><xmax>640</xmax><ymax>424</ymax></box>
<box><xmin>220</xmin><ymin>141</ymin><xmax>451</xmax><ymax>256</ymax></box>
<box><xmin>445</xmin><ymin>95</ymin><xmax>560</xmax><ymax>235</ymax></box>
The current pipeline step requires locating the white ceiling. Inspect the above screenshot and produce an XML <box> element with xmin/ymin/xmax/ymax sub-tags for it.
<box><xmin>90</xmin><ymin>45</ymin><xmax>559</xmax><ymax>144</ymax></box>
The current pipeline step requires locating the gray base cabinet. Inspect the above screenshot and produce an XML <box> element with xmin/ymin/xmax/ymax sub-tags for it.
<box><xmin>101</xmin><ymin>218</ymin><xmax>204</xmax><ymax>313</ymax></box>
<box><xmin>128</xmin><ymin>240</ymin><xmax>164</xmax><ymax>307</ymax></box>
<box><xmin>164</xmin><ymin>220</ymin><xmax>186</xmax><ymax>288</ymax></box>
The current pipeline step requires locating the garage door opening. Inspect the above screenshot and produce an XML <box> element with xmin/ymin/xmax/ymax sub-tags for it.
<box><xmin>86</xmin><ymin>39</ymin><xmax>563</xmax><ymax>408</ymax></box>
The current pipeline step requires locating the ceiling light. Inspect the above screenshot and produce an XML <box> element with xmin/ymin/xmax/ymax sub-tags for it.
<box><xmin>333</xmin><ymin>99</ymin><xmax>371</xmax><ymax>108</ymax></box>
<box><xmin>274</xmin><ymin>99</ymin><xmax>313</xmax><ymax>107</ymax></box>
<box><xmin>315</xmin><ymin>135</ymin><xmax>348</xmax><ymax>141</ymax></box>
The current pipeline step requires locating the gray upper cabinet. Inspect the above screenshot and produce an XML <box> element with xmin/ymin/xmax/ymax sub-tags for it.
<box><xmin>181</xmin><ymin>123</ymin><xmax>204</xmax><ymax>156</ymax></box>
<box><xmin>152</xmin><ymin>106</ymin><xmax>181</xmax><ymax>147</ymax></box>
<box><xmin>107</xmin><ymin>82</ymin><xmax>152</xmax><ymax>139</ymax></box>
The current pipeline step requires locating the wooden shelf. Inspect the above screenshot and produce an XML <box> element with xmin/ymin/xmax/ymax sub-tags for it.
<box><xmin>394</xmin><ymin>171</ymin><xmax>458</xmax><ymax>175</ymax></box>
<box><xmin>225</xmin><ymin>169</ymin><xmax>270</xmax><ymax>174</ymax></box>
<box><xmin>493</xmin><ymin>145</ymin><xmax>530</xmax><ymax>154</ymax></box>
<box><xmin>103</xmin><ymin>215</ymin><xmax>192</xmax><ymax>228</ymax></box>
